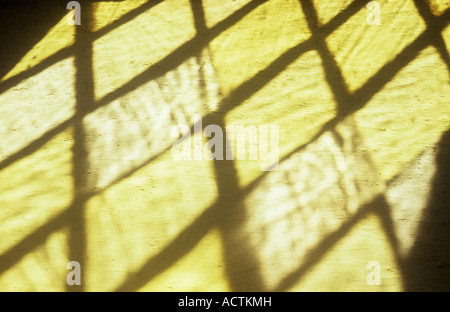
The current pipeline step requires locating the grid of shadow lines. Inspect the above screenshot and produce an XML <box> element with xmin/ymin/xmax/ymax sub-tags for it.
<box><xmin>0</xmin><ymin>0</ymin><xmax>449</xmax><ymax>291</ymax></box>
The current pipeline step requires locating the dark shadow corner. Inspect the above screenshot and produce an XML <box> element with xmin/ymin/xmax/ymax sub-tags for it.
<box><xmin>402</xmin><ymin>128</ymin><xmax>450</xmax><ymax>291</ymax></box>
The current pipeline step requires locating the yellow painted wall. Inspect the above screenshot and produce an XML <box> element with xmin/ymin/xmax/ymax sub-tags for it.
<box><xmin>0</xmin><ymin>0</ymin><xmax>449</xmax><ymax>292</ymax></box>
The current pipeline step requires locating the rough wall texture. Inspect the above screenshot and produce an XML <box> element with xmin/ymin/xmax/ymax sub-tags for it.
<box><xmin>0</xmin><ymin>0</ymin><xmax>449</xmax><ymax>291</ymax></box>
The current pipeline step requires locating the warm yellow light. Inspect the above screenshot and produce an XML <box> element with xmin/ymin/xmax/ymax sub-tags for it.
<box><xmin>92</xmin><ymin>0</ymin><xmax>196</xmax><ymax>101</ymax></box>
<box><xmin>0</xmin><ymin>0</ymin><xmax>448</xmax><ymax>292</ymax></box>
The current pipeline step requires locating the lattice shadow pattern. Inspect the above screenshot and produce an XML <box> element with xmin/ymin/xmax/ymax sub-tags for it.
<box><xmin>0</xmin><ymin>0</ymin><xmax>449</xmax><ymax>291</ymax></box>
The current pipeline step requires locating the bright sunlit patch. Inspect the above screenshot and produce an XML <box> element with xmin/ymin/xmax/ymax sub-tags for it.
<box><xmin>84</xmin><ymin>48</ymin><xmax>220</xmax><ymax>191</ymax></box>
<box><xmin>289</xmin><ymin>212</ymin><xmax>403</xmax><ymax>291</ymax></box>
<box><xmin>93</xmin><ymin>0</ymin><xmax>196</xmax><ymax>101</ymax></box>
<box><xmin>1</xmin><ymin>13</ymin><xmax>75</xmax><ymax>83</ymax></box>
<box><xmin>386</xmin><ymin>146</ymin><xmax>437</xmax><ymax>256</ymax></box>
<box><xmin>209</xmin><ymin>0</ymin><xmax>310</xmax><ymax>97</ymax></box>
<box><xmin>443</xmin><ymin>24</ymin><xmax>450</xmax><ymax>55</ymax></box>
<box><xmin>84</xmin><ymin>150</ymin><xmax>218</xmax><ymax>291</ymax></box>
<box><xmin>140</xmin><ymin>228</ymin><xmax>230</xmax><ymax>292</ymax></box>
<box><xmin>0</xmin><ymin>57</ymin><xmax>76</xmax><ymax>163</ymax></box>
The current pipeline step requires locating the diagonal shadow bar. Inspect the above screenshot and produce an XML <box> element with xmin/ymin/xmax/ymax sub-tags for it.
<box><xmin>352</xmin><ymin>27</ymin><xmax>447</xmax><ymax>109</ymax></box>
<box><xmin>93</xmin><ymin>0</ymin><xmax>164</xmax><ymax>39</ymax></box>
<box><xmin>0</xmin><ymin>119</ymin><xmax>72</xmax><ymax>172</ymax></box>
<box><xmin>115</xmin><ymin>206</ymin><xmax>218</xmax><ymax>291</ymax></box>
<box><xmin>412</xmin><ymin>1</ymin><xmax>450</xmax><ymax>73</ymax></box>
<box><xmin>319</xmin><ymin>0</ymin><xmax>370</xmax><ymax>35</ymax></box>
